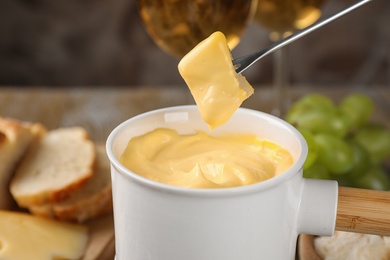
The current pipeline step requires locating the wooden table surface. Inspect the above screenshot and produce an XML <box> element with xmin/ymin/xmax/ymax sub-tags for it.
<box><xmin>0</xmin><ymin>85</ymin><xmax>388</xmax><ymax>259</ymax></box>
<box><xmin>0</xmin><ymin>85</ymin><xmax>388</xmax><ymax>142</ymax></box>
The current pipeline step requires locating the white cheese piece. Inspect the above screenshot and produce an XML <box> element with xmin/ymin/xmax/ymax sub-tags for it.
<box><xmin>314</xmin><ymin>231</ymin><xmax>390</xmax><ymax>260</ymax></box>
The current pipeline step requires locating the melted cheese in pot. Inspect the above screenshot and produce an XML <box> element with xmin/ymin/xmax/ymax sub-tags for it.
<box><xmin>178</xmin><ymin>31</ymin><xmax>254</xmax><ymax>130</ymax></box>
<box><xmin>120</xmin><ymin>128</ymin><xmax>293</xmax><ymax>189</ymax></box>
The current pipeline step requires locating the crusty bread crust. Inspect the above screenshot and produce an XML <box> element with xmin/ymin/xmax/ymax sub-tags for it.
<box><xmin>0</xmin><ymin>117</ymin><xmax>46</xmax><ymax>209</ymax></box>
<box><xmin>28</xmin><ymin>145</ymin><xmax>112</xmax><ymax>223</ymax></box>
<box><xmin>30</xmin><ymin>187</ymin><xmax>112</xmax><ymax>223</ymax></box>
<box><xmin>10</xmin><ymin>127</ymin><xmax>96</xmax><ymax>207</ymax></box>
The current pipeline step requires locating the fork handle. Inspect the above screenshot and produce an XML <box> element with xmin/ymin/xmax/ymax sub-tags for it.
<box><xmin>336</xmin><ymin>186</ymin><xmax>390</xmax><ymax>236</ymax></box>
<box><xmin>234</xmin><ymin>0</ymin><xmax>372</xmax><ymax>74</ymax></box>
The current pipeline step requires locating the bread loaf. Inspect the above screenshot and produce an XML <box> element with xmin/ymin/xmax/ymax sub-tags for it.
<box><xmin>29</xmin><ymin>145</ymin><xmax>112</xmax><ymax>223</ymax></box>
<box><xmin>0</xmin><ymin>117</ymin><xmax>46</xmax><ymax>209</ymax></box>
<box><xmin>10</xmin><ymin>127</ymin><xmax>96</xmax><ymax>207</ymax></box>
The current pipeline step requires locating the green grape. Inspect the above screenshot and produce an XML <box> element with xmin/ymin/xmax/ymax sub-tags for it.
<box><xmin>298</xmin><ymin>128</ymin><xmax>318</xmax><ymax>170</ymax></box>
<box><xmin>285</xmin><ymin>93</ymin><xmax>334</xmax><ymax>125</ymax></box>
<box><xmin>293</xmin><ymin>93</ymin><xmax>334</xmax><ymax>109</ymax></box>
<box><xmin>353</xmin><ymin>166</ymin><xmax>390</xmax><ymax>191</ymax></box>
<box><xmin>295</xmin><ymin>108</ymin><xmax>349</xmax><ymax>138</ymax></box>
<box><xmin>285</xmin><ymin>104</ymin><xmax>304</xmax><ymax>125</ymax></box>
<box><xmin>340</xmin><ymin>93</ymin><xmax>374</xmax><ymax>129</ymax></box>
<box><xmin>303</xmin><ymin>160</ymin><xmax>331</xmax><ymax>180</ymax></box>
<box><xmin>286</xmin><ymin>92</ymin><xmax>390</xmax><ymax>191</ymax></box>
<box><xmin>346</xmin><ymin>140</ymin><xmax>372</xmax><ymax>179</ymax></box>
<box><xmin>314</xmin><ymin>134</ymin><xmax>354</xmax><ymax>175</ymax></box>
<box><xmin>354</xmin><ymin>123</ymin><xmax>390</xmax><ymax>164</ymax></box>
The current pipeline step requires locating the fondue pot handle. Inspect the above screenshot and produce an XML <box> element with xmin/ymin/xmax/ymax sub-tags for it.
<box><xmin>336</xmin><ymin>186</ymin><xmax>390</xmax><ymax>236</ymax></box>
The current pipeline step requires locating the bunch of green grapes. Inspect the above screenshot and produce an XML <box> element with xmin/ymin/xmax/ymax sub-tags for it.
<box><xmin>286</xmin><ymin>93</ymin><xmax>390</xmax><ymax>190</ymax></box>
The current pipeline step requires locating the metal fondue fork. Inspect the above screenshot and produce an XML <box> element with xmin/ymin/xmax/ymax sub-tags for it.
<box><xmin>233</xmin><ymin>0</ymin><xmax>373</xmax><ymax>74</ymax></box>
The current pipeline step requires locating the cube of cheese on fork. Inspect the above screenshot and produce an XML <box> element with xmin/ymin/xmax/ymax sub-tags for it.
<box><xmin>178</xmin><ymin>31</ymin><xmax>254</xmax><ymax>130</ymax></box>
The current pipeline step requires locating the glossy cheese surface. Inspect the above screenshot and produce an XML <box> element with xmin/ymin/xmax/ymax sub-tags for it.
<box><xmin>120</xmin><ymin>128</ymin><xmax>293</xmax><ymax>189</ymax></box>
<box><xmin>178</xmin><ymin>31</ymin><xmax>253</xmax><ymax>129</ymax></box>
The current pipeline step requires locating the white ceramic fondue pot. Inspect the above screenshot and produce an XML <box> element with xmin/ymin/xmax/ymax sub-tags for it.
<box><xmin>106</xmin><ymin>105</ymin><xmax>389</xmax><ymax>260</ymax></box>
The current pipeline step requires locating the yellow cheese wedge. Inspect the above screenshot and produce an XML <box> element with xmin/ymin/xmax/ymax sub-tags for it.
<box><xmin>0</xmin><ymin>210</ymin><xmax>89</xmax><ymax>260</ymax></box>
<box><xmin>178</xmin><ymin>31</ymin><xmax>254</xmax><ymax>130</ymax></box>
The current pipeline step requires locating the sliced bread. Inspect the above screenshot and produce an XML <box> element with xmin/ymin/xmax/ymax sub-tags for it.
<box><xmin>10</xmin><ymin>127</ymin><xmax>96</xmax><ymax>207</ymax></box>
<box><xmin>29</xmin><ymin>145</ymin><xmax>112</xmax><ymax>223</ymax></box>
<box><xmin>0</xmin><ymin>117</ymin><xmax>46</xmax><ymax>209</ymax></box>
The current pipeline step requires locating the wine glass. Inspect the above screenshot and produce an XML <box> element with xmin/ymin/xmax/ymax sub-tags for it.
<box><xmin>255</xmin><ymin>0</ymin><xmax>326</xmax><ymax>116</ymax></box>
<box><xmin>136</xmin><ymin>0</ymin><xmax>258</xmax><ymax>58</ymax></box>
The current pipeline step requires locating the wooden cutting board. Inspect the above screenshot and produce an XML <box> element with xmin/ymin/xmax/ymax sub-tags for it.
<box><xmin>83</xmin><ymin>214</ymin><xmax>115</xmax><ymax>260</ymax></box>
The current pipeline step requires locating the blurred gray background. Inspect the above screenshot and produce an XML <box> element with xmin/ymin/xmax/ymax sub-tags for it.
<box><xmin>0</xmin><ymin>0</ymin><xmax>388</xmax><ymax>87</ymax></box>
